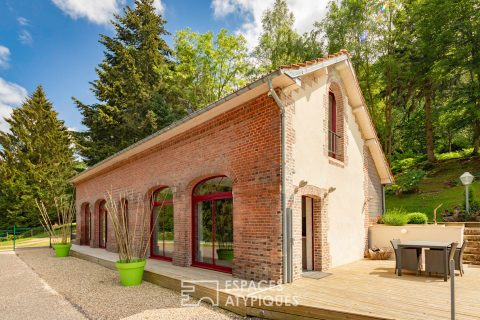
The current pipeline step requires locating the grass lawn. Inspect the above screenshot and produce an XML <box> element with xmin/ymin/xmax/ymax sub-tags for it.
<box><xmin>0</xmin><ymin>236</ymin><xmax>50</xmax><ymax>246</ymax></box>
<box><xmin>0</xmin><ymin>223</ymin><xmax>76</xmax><ymax>250</ymax></box>
<box><xmin>386</xmin><ymin>155</ymin><xmax>480</xmax><ymax>221</ymax></box>
<box><xmin>0</xmin><ymin>237</ymin><xmax>51</xmax><ymax>250</ymax></box>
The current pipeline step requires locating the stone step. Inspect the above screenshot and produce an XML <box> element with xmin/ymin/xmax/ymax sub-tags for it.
<box><xmin>464</xmin><ymin>260</ymin><xmax>480</xmax><ymax>265</ymax></box>
<box><xmin>463</xmin><ymin>253</ymin><xmax>480</xmax><ymax>262</ymax></box>
<box><xmin>466</xmin><ymin>241</ymin><xmax>480</xmax><ymax>248</ymax></box>
<box><xmin>464</xmin><ymin>247</ymin><xmax>480</xmax><ymax>255</ymax></box>
<box><xmin>464</xmin><ymin>235</ymin><xmax>480</xmax><ymax>241</ymax></box>
<box><xmin>465</xmin><ymin>228</ymin><xmax>480</xmax><ymax>235</ymax></box>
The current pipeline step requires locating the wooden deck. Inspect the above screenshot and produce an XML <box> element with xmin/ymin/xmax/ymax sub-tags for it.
<box><xmin>71</xmin><ymin>245</ymin><xmax>480</xmax><ymax>320</ymax></box>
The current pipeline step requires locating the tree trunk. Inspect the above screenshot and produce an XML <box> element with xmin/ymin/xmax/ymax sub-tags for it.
<box><xmin>473</xmin><ymin>119</ymin><xmax>480</xmax><ymax>155</ymax></box>
<box><xmin>424</xmin><ymin>83</ymin><xmax>436</xmax><ymax>162</ymax></box>
<box><xmin>383</xmin><ymin>100</ymin><xmax>393</xmax><ymax>161</ymax></box>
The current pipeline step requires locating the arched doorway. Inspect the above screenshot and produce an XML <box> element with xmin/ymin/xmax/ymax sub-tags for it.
<box><xmin>192</xmin><ymin>176</ymin><xmax>233</xmax><ymax>272</ymax></box>
<box><xmin>98</xmin><ymin>200</ymin><xmax>107</xmax><ymax>249</ymax></box>
<box><xmin>150</xmin><ymin>187</ymin><xmax>174</xmax><ymax>260</ymax></box>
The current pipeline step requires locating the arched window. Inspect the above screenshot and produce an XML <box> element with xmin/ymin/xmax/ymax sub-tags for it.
<box><xmin>192</xmin><ymin>176</ymin><xmax>233</xmax><ymax>272</ymax></box>
<box><xmin>98</xmin><ymin>200</ymin><xmax>107</xmax><ymax>249</ymax></box>
<box><xmin>328</xmin><ymin>92</ymin><xmax>338</xmax><ymax>158</ymax></box>
<box><xmin>151</xmin><ymin>187</ymin><xmax>174</xmax><ymax>260</ymax></box>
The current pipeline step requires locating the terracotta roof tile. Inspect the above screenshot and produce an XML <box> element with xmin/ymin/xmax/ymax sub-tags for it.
<box><xmin>279</xmin><ymin>50</ymin><xmax>349</xmax><ymax>70</ymax></box>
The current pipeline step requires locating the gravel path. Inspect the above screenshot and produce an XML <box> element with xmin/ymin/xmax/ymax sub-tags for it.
<box><xmin>0</xmin><ymin>251</ymin><xmax>85</xmax><ymax>320</ymax></box>
<box><xmin>16</xmin><ymin>248</ymin><xmax>247</xmax><ymax>320</ymax></box>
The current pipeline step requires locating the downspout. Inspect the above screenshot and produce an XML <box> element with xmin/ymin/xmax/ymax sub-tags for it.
<box><xmin>267</xmin><ymin>79</ymin><xmax>290</xmax><ymax>284</ymax></box>
<box><xmin>382</xmin><ymin>185</ymin><xmax>386</xmax><ymax>215</ymax></box>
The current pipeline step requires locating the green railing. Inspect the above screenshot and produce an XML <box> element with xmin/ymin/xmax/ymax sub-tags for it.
<box><xmin>0</xmin><ymin>224</ymin><xmax>76</xmax><ymax>251</ymax></box>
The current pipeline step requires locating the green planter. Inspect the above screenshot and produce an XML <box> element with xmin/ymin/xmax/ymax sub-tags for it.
<box><xmin>115</xmin><ymin>260</ymin><xmax>146</xmax><ymax>286</ymax></box>
<box><xmin>216</xmin><ymin>248</ymin><xmax>234</xmax><ymax>261</ymax></box>
<box><xmin>52</xmin><ymin>244</ymin><xmax>72</xmax><ymax>257</ymax></box>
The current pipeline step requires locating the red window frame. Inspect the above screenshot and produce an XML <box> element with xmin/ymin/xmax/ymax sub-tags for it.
<box><xmin>150</xmin><ymin>187</ymin><xmax>174</xmax><ymax>261</ymax></box>
<box><xmin>98</xmin><ymin>200</ymin><xmax>107</xmax><ymax>249</ymax></box>
<box><xmin>191</xmin><ymin>176</ymin><xmax>233</xmax><ymax>273</ymax></box>
<box><xmin>328</xmin><ymin>92</ymin><xmax>337</xmax><ymax>158</ymax></box>
<box><xmin>88</xmin><ymin>205</ymin><xmax>92</xmax><ymax>246</ymax></box>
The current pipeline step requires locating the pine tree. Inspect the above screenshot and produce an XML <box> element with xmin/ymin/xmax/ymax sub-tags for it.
<box><xmin>0</xmin><ymin>86</ymin><xmax>75</xmax><ymax>227</ymax></box>
<box><xmin>75</xmin><ymin>0</ymin><xmax>174</xmax><ymax>166</ymax></box>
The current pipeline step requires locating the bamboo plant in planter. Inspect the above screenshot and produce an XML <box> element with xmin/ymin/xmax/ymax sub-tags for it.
<box><xmin>37</xmin><ymin>197</ymin><xmax>75</xmax><ymax>257</ymax></box>
<box><xmin>104</xmin><ymin>190</ymin><xmax>170</xmax><ymax>286</ymax></box>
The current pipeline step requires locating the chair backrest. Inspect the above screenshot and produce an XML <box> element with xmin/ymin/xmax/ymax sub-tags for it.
<box><xmin>390</xmin><ymin>239</ymin><xmax>400</xmax><ymax>250</ymax></box>
<box><xmin>458</xmin><ymin>240</ymin><xmax>468</xmax><ymax>257</ymax></box>
<box><xmin>449</xmin><ymin>242</ymin><xmax>459</xmax><ymax>261</ymax></box>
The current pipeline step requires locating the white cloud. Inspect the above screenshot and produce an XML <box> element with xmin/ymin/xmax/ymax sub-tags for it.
<box><xmin>52</xmin><ymin>0</ymin><xmax>124</xmax><ymax>25</ymax></box>
<box><xmin>0</xmin><ymin>78</ymin><xmax>28</xmax><ymax>132</ymax></box>
<box><xmin>0</xmin><ymin>46</ymin><xmax>10</xmax><ymax>69</ymax></box>
<box><xmin>211</xmin><ymin>0</ymin><xmax>329</xmax><ymax>49</ymax></box>
<box><xmin>17</xmin><ymin>17</ymin><xmax>30</xmax><ymax>26</ymax></box>
<box><xmin>152</xmin><ymin>0</ymin><xmax>165</xmax><ymax>14</ymax></box>
<box><xmin>19</xmin><ymin>30</ymin><xmax>33</xmax><ymax>45</ymax></box>
<box><xmin>52</xmin><ymin>0</ymin><xmax>165</xmax><ymax>25</ymax></box>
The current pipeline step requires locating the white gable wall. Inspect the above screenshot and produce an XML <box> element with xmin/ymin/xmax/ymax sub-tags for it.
<box><xmin>290</xmin><ymin>69</ymin><xmax>367</xmax><ymax>269</ymax></box>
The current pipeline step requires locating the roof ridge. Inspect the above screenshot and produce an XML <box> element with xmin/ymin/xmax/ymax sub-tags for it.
<box><xmin>279</xmin><ymin>49</ymin><xmax>349</xmax><ymax>70</ymax></box>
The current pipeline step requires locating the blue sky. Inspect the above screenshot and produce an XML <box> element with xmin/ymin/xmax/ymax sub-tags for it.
<box><xmin>0</xmin><ymin>0</ymin><xmax>327</xmax><ymax>131</ymax></box>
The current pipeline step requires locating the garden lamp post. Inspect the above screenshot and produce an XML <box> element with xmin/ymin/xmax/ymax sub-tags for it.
<box><xmin>460</xmin><ymin>172</ymin><xmax>474</xmax><ymax>213</ymax></box>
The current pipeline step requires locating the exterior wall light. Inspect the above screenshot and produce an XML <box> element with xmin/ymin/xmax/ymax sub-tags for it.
<box><xmin>460</xmin><ymin>172</ymin><xmax>474</xmax><ymax>213</ymax></box>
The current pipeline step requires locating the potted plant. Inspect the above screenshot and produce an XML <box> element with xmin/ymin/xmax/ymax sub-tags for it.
<box><xmin>37</xmin><ymin>197</ymin><xmax>75</xmax><ymax>257</ymax></box>
<box><xmin>104</xmin><ymin>190</ymin><xmax>170</xmax><ymax>286</ymax></box>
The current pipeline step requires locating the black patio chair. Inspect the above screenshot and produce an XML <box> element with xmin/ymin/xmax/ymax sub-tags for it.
<box><xmin>390</xmin><ymin>239</ymin><xmax>421</xmax><ymax>275</ymax></box>
<box><xmin>425</xmin><ymin>242</ymin><xmax>458</xmax><ymax>278</ymax></box>
<box><xmin>454</xmin><ymin>240</ymin><xmax>468</xmax><ymax>276</ymax></box>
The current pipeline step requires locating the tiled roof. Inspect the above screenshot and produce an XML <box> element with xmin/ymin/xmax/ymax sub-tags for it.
<box><xmin>279</xmin><ymin>49</ymin><xmax>349</xmax><ymax>70</ymax></box>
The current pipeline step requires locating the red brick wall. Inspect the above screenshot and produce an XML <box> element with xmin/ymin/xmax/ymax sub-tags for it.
<box><xmin>75</xmin><ymin>93</ymin><xmax>283</xmax><ymax>282</ymax></box>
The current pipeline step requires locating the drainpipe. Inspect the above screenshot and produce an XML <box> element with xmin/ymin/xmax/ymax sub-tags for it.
<box><xmin>382</xmin><ymin>185</ymin><xmax>386</xmax><ymax>215</ymax></box>
<box><xmin>267</xmin><ymin>79</ymin><xmax>290</xmax><ymax>284</ymax></box>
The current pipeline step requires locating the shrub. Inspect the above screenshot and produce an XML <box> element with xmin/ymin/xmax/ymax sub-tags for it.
<box><xmin>436</xmin><ymin>148</ymin><xmax>474</xmax><ymax>161</ymax></box>
<box><xmin>462</xmin><ymin>185</ymin><xmax>480</xmax><ymax>221</ymax></box>
<box><xmin>382</xmin><ymin>209</ymin><xmax>409</xmax><ymax>226</ymax></box>
<box><xmin>386</xmin><ymin>169</ymin><xmax>426</xmax><ymax>195</ymax></box>
<box><xmin>407</xmin><ymin>212</ymin><xmax>428</xmax><ymax>224</ymax></box>
<box><xmin>390</xmin><ymin>157</ymin><xmax>420</xmax><ymax>174</ymax></box>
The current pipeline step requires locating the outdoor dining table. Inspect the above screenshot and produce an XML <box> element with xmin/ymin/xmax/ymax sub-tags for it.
<box><xmin>397</xmin><ymin>240</ymin><xmax>453</xmax><ymax>281</ymax></box>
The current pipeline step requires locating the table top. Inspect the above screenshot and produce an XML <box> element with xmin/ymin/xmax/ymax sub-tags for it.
<box><xmin>398</xmin><ymin>240</ymin><xmax>453</xmax><ymax>248</ymax></box>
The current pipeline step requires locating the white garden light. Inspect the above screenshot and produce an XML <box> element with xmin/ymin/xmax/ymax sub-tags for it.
<box><xmin>460</xmin><ymin>172</ymin><xmax>474</xmax><ymax>213</ymax></box>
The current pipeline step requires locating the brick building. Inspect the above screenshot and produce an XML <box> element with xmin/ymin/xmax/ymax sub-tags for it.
<box><xmin>72</xmin><ymin>51</ymin><xmax>393</xmax><ymax>283</ymax></box>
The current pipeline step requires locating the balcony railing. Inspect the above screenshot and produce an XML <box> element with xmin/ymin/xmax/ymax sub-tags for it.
<box><xmin>328</xmin><ymin>130</ymin><xmax>340</xmax><ymax>158</ymax></box>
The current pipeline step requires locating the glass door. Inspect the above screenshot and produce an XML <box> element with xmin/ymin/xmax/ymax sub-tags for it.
<box><xmin>150</xmin><ymin>187</ymin><xmax>174</xmax><ymax>260</ymax></box>
<box><xmin>99</xmin><ymin>201</ymin><xmax>107</xmax><ymax>249</ymax></box>
<box><xmin>192</xmin><ymin>176</ymin><xmax>233</xmax><ymax>272</ymax></box>
<box><xmin>85</xmin><ymin>205</ymin><xmax>90</xmax><ymax>246</ymax></box>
